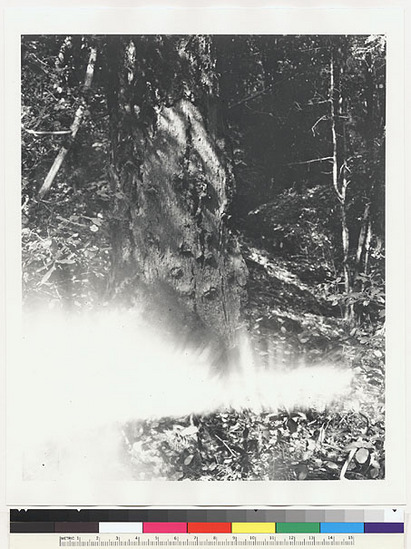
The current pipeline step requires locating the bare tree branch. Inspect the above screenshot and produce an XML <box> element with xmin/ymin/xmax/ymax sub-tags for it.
<box><xmin>287</xmin><ymin>156</ymin><xmax>333</xmax><ymax>166</ymax></box>
<box><xmin>22</xmin><ymin>127</ymin><xmax>72</xmax><ymax>136</ymax></box>
<box><xmin>311</xmin><ymin>115</ymin><xmax>328</xmax><ymax>136</ymax></box>
<box><xmin>228</xmin><ymin>86</ymin><xmax>272</xmax><ymax>110</ymax></box>
<box><xmin>228</xmin><ymin>73</ymin><xmax>303</xmax><ymax>110</ymax></box>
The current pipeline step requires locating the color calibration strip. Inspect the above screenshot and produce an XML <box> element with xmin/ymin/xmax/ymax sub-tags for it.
<box><xmin>10</xmin><ymin>521</ymin><xmax>404</xmax><ymax>534</ymax></box>
<box><xmin>10</xmin><ymin>509</ymin><xmax>404</xmax><ymax>535</ymax></box>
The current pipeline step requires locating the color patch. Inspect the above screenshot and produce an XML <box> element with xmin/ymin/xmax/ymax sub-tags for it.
<box><xmin>276</xmin><ymin>522</ymin><xmax>320</xmax><ymax>534</ymax></box>
<box><xmin>99</xmin><ymin>522</ymin><xmax>143</xmax><ymax>533</ymax></box>
<box><xmin>364</xmin><ymin>522</ymin><xmax>404</xmax><ymax>534</ymax></box>
<box><xmin>232</xmin><ymin>522</ymin><xmax>276</xmax><ymax>533</ymax></box>
<box><xmin>320</xmin><ymin>522</ymin><xmax>364</xmax><ymax>534</ymax></box>
<box><xmin>10</xmin><ymin>522</ymin><xmax>55</xmax><ymax>533</ymax></box>
<box><xmin>188</xmin><ymin>523</ymin><xmax>231</xmax><ymax>533</ymax></box>
<box><xmin>55</xmin><ymin>522</ymin><xmax>99</xmax><ymax>533</ymax></box>
<box><xmin>143</xmin><ymin>522</ymin><xmax>187</xmax><ymax>533</ymax></box>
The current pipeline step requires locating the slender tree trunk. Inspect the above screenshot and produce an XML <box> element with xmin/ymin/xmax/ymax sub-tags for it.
<box><xmin>340</xmin><ymin>100</ymin><xmax>353</xmax><ymax>321</ymax></box>
<box><xmin>330</xmin><ymin>50</ymin><xmax>353</xmax><ymax>321</ymax></box>
<box><xmin>104</xmin><ymin>37</ymin><xmax>248</xmax><ymax>358</ymax></box>
<box><xmin>355</xmin><ymin>202</ymin><xmax>371</xmax><ymax>268</ymax></box>
<box><xmin>38</xmin><ymin>45</ymin><xmax>97</xmax><ymax>198</ymax></box>
<box><xmin>363</xmin><ymin>222</ymin><xmax>372</xmax><ymax>276</ymax></box>
<box><xmin>330</xmin><ymin>54</ymin><xmax>340</xmax><ymax>201</ymax></box>
<box><xmin>340</xmin><ymin>177</ymin><xmax>353</xmax><ymax>321</ymax></box>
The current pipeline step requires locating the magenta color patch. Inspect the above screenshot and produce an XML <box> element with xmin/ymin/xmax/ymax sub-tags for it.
<box><xmin>143</xmin><ymin>522</ymin><xmax>187</xmax><ymax>533</ymax></box>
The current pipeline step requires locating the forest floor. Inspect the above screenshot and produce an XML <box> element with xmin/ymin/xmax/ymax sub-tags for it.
<box><xmin>122</xmin><ymin>237</ymin><xmax>385</xmax><ymax>481</ymax></box>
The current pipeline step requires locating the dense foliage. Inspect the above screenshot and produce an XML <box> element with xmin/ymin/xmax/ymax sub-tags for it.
<box><xmin>21</xmin><ymin>34</ymin><xmax>385</xmax><ymax>480</ymax></box>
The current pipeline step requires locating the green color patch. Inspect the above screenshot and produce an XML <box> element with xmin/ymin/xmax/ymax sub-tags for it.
<box><xmin>276</xmin><ymin>522</ymin><xmax>320</xmax><ymax>533</ymax></box>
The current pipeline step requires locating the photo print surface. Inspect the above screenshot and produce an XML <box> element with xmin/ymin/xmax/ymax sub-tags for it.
<box><xmin>5</xmin><ymin>7</ymin><xmax>406</xmax><ymax>506</ymax></box>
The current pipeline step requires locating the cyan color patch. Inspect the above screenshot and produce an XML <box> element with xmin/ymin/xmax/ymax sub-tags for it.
<box><xmin>320</xmin><ymin>522</ymin><xmax>364</xmax><ymax>534</ymax></box>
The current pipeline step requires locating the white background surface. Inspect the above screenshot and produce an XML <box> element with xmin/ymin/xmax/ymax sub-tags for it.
<box><xmin>1</xmin><ymin>0</ymin><xmax>409</xmax><ymax>546</ymax></box>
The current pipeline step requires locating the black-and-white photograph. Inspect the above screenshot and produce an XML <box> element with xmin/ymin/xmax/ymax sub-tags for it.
<box><xmin>16</xmin><ymin>32</ymin><xmax>389</xmax><ymax>485</ymax></box>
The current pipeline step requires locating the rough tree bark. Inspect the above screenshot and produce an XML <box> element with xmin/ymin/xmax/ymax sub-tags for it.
<box><xmin>104</xmin><ymin>36</ymin><xmax>248</xmax><ymax>357</ymax></box>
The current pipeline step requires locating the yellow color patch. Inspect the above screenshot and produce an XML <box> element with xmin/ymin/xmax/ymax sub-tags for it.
<box><xmin>231</xmin><ymin>523</ymin><xmax>276</xmax><ymax>533</ymax></box>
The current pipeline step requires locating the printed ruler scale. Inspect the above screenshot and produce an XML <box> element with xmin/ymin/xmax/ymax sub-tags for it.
<box><xmin>9</xmin><ymin>533</ymin><xmax>404</xmax><ymax>549</ymax></box>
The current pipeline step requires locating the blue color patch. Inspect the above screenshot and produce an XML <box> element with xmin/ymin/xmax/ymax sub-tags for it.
<box><xmin>320</xmin><ymin>522</ymin><xmax>364</xmax><ymax>534</ymax></box>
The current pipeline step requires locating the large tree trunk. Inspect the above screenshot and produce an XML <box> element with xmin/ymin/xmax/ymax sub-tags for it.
<box><xmin>104</xmin><ymin>37</ymin><xmax>248</xmax><ymax>357</ymax></box>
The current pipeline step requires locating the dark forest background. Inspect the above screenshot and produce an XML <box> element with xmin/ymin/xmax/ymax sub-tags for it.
<box><xmin>21</xmin><ymin>35</ymin><xmax>386</xmax><ymax>481</ymax></box>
